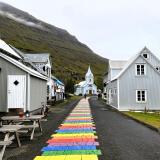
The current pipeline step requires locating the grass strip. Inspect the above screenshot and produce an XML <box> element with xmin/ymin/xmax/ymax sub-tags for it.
<box><xmin>123</xmin><ymin>111</ymin><xmax>160</xmax><ymax>128</ymax></box>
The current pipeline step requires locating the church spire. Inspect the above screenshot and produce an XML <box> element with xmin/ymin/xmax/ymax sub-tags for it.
<box><xmin>85</xmin><ymin>65</ymin><xmax>94</xmax><ymax>84</ymax></box>
<box><xmin>86</xmin><ymin>65</ymin><xmax>93</xmax><ymax>77</ymax></box>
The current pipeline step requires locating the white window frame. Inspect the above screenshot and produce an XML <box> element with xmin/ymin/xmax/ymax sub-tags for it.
<box><xmin>135</xmin><ymin>64</ymin><xmax>146</xmax><ymax>76</ymax></box>
<box><xmin>136</xmin><ymin>90</ymin><xmax>147</xmax><ymax>103</ymax></box>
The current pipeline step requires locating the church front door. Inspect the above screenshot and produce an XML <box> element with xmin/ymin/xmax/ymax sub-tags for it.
<box><xmin>89</xmin><ymin>90</ymin><xmax>92</xmax><ymax>95</ymax></box>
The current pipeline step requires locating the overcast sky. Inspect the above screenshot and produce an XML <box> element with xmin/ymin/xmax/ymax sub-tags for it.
<box><xmin>1</xmin><ymin>0</ymin><xmax>160</xmax><ymax>60</ymax></box>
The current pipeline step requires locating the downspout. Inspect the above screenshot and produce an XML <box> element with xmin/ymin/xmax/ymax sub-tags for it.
<box><xmin>117</xmin><ymin>79</ymin><xmax>120</xmax><ymax>110</ymax></box>
<box><xmin>27</xmin><ymin>73</ymin><xmax>30</xmax><ymax>111</ymax></box>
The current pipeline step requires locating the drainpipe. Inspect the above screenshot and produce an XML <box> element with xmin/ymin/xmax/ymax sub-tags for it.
<box><xmin>27</xmin><ymin>73</ymin><xmax>30</xmax><ymax>111</ymax></box>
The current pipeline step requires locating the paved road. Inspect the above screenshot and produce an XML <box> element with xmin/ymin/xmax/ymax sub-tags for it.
<box><xmin>89</xmin><ymin>97</ymin><xmax>160</xmax><ymax>160</ymax></box>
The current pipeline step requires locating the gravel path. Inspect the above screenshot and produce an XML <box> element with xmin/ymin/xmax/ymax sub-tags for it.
<box><xmin>89</xmin><ymin>96</ymin><xmax>160</xmax><ymax>160</ymax></box>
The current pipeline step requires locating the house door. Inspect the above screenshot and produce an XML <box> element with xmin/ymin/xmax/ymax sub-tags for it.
<box><xmin>89</xmin><ymin>90</ymin><xmax>92</xmax><ymax>95</ymax></box>
<box><xmin>7</xmin><ymin>75</ymin><xmax>26</xmax><ymax>109</ymax></box>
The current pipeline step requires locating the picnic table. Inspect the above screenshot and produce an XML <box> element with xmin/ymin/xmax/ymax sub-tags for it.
<box><xmin>0</xmin><ymin>125</ymin><xmax>23</xmax><ymax>159</ymax></box>
<box><xmin>1</xmin><ymin>115</ymin><xmax>44</xmax><ymax>140</ymax></box>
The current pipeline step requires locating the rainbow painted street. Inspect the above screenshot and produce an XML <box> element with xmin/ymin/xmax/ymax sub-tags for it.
<box><xmin>34</xmin><ymin>98</ymin><xmax>101</xmax><ymax>160</ymax></box>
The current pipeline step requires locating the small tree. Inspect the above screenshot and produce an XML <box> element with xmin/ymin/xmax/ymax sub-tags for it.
<box><xmin>65</xmin><ymin>78</ymin><xmax>75</xmax><ymax>93</ymax></box>
<box><xmin>95</xmin><ymin>77</ymin><xmax>103</xmax><ymax>90</ymax></box>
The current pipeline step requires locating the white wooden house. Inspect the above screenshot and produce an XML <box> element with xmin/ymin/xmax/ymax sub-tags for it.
<box><xmin>11</xmin><ymin>46</ymin><xmax>66</xmax><ymax>102</ymax></box>
<box><xmin>0</xmin><ymin>39</ymin><xmax>47</xmax><ymax>112</ymax></box>
<box><xmin>103</xmin><ymin>47</ymin><xmax>160</xmax><ymax>111</ymax></box>
<box><xmin>23</xmin><ymin>54</ymin><xmax>65</xmax><ymax>101</ymax></box>
<box><xmin>23</xmin><ymin>53</ymin><xmax>53</xmax><ymax>100</ymax></box>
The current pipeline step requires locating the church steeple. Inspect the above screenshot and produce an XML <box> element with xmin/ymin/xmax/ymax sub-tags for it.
<box><xmin>85</xmin><ymin>65</ymin><xmax>93</xmax><ymax>76</ymax></box>
<box><xmin>85</xmin><ymin>65</ymin><xmax>94</xmax><ymax>84</ymax></box>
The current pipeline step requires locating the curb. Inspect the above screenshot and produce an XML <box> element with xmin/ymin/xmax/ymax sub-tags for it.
<box><xmin>99</xmin><ymin>99</ymin><xmax>160</xmax><ymax>134</ymax></box>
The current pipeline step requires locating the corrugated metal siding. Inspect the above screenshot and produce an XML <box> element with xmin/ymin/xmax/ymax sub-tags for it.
<box><xmin>106</xmin><ymin>80</ymin><xmax>118</xmax><ymax>108</ymax></box>
<box><xmin>119</xmin><ymin>56</ymin><xmax>160</xmax><ymax>110</ymax></box>
<box><xmin>0</xmin><ymin>57</ymin><xmax>26</xmax><ymax>112</ymax></box>
<box><xmin>30</xmin><ymin>76</ymin><xmax>47</xmax><ymax>111</ymax></box>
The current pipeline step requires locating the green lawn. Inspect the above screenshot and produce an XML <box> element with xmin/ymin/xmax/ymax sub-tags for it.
<box><xmin>123</xmin><ymin>112</ymin><xmax>160</xmax><ymax>128</ymax></box>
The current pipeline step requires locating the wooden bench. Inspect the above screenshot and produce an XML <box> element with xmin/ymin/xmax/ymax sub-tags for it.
<box><xmin>1</xmin><ymin>115</ymin><xmax>44</xmax><ymax>140</ymax></box>
<box><xmin>0</xmin><ymin>125</ymin><xmax>23</xmax><ymax>159</ymax></box>
<box><xmin>0</xmin><ymin>139</ymin><xmax>13</xmax><ymax>160</ymax></box>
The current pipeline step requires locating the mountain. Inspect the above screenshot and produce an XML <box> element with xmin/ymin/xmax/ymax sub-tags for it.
<box><xmin>0</xmin><ymin>2</ymin><xmax>108</xmax><ymax>90</ymax></box>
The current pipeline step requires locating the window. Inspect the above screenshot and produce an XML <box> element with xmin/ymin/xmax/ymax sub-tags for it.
<box><xmin>136</xmin><ymin>90</ymin><xmax>147</xmax><ymax>102</ymax></box>
<box><xmin>114</xmin><ymin>89</ymin><xmax>117</xmax><ymax>94</ymax></box>
<box><xmin>47</xmin><ymin>85</ymin><xmax>50</xmax><ymax>94</ymax></box>
<box><xmin>143</xmin><ymin>54</ymin><xmax>148</xmax><ymax>59</ymax></box>
<box><xmin>155</xmin><ymin>66</ymin><xmax>160</xmax><ymax>72</ymax></box>
<box><xmin>136</xmin><ymin>64</ymin><xmax>146</xmax><ymax>75</ymax></box>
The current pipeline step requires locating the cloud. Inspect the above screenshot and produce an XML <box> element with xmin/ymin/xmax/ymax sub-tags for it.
<box><xmin>0</xmin><ymin>10</ymin><xmax>45</xmax><ymax>30</ymax></box>
<box><xmin>1</xmin><ymin>0</ymin><xmax>160</xmax><ymax>59</ymax></box>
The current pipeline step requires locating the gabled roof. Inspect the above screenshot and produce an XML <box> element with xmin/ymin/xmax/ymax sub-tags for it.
<box><xmin>24</xmin><ymin>53</ymin><xmax>51</xmax><ymax>69</ymax></box>
<box><xmin>9</xmin><ymin>45</ymin><xmax>25</xmax><ymax>59</ymax></box>
<box><xmin>0</xmin><ymin>39</ymin><xmax>22</xmax><ymax>59</ymax></box>
<box><xmin>79</xmin><ymin>81</ymin><xmax>86</xmax><ymax>87</ymax></box>
<box><xmin>24</xmin><ymin>53</ymin><xmax>50</xmax><ymax>63</ymax></box>
<box><xmin>109</xmin><ymin>60</ymin><xmax>127</xmax><ymax>69</ymax></box>
<box><xmin>9</xmin><ymin>46</ymin><xmax>51</xmax><ymax>69</ymax></box>
<box><xmin>51</xmin><ymin>75</ymin><xmax>64</xmax><ymax>86</ymax></box>
<box><xmin>75</xmin><ymin>81</ymin><xmax>86</xmax><ymax>87</ymax></box>
<box><xmin>0</xmin><ymin>52</ymin><xmax>47</xmax><ymax>80</ymax></box>
<box><xmin>111</xmin><ymin>47</ymin><xmax>160</xmax><ymax>81</ymax></box>
<box><xmin>141</xmin><ymin>47</ymin><xmax>160</xmax><ymax>64</ymax></box>
<box><xmin>76</xmin><ymin>81</ymin><xmax>97</xmax><ymax>88</ymax></box>
<box><xmin>9</xmin><ymin>45</ymin><xmax>43</xmax><ymax>74</ymax></box>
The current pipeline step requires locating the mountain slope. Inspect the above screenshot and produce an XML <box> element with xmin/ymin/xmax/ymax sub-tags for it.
<box><xmin>0</xmin><ymin>2</ymin><xmax>108</xmax><ymax>90</ymax></box>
